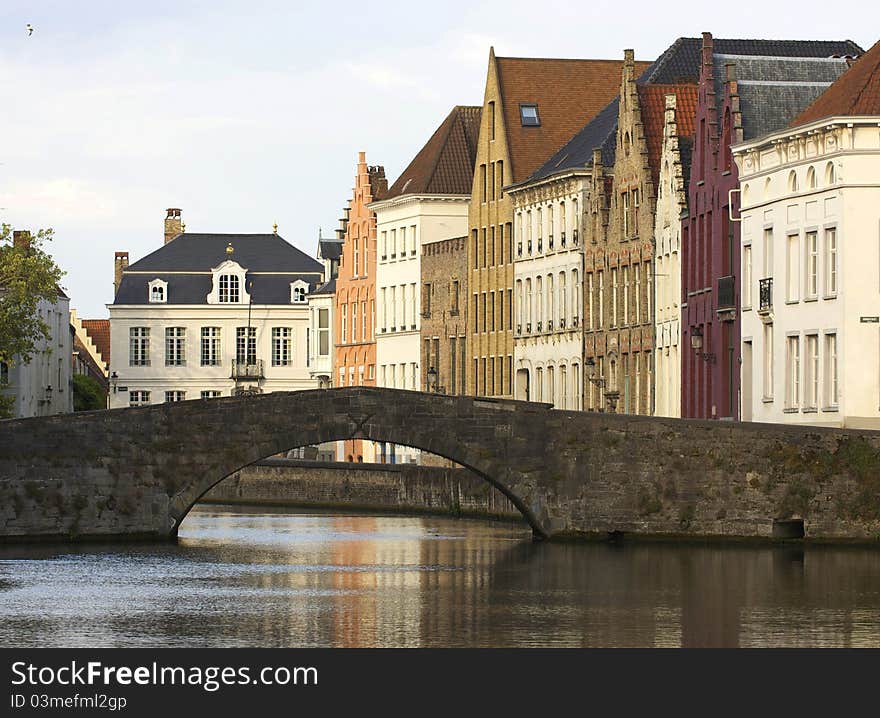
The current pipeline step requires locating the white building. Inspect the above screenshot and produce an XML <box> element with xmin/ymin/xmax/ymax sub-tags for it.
<box><xmin>1</xmin><ymin>279</ymin><xmax>73</xmax><ymax>418</ymax></box>
<box><xmin>308</xmin><ymin>234</ymin><xmax>342</xmax><ymax>389</ymax></box>
<box><xmin>734</xmin><ymin>40</ymin><xmax>880</xmax><ymax>429</ymax></box>
<box><xmin>370</xmin><ymin>106</ymin><xmax>479</xmax><ymax>463</ymax></box>
<box><xmin>653</xmin><ymin>95</ymin><xmax>691</xmax><ymax>418</ymax></box>
<box><xmin>509</xmin><ymin>177</ymin><xmax>584</xmax><ymax>409</ymax></box>
<box><xmin>108</xmin><ymin>210</ymin><xmax>325</xmax><ymax>408</ymax></box>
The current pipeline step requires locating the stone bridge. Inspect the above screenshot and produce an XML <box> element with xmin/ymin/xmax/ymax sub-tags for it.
<box><xmin>1</xmin><ymin>387</ymin><xmax>880</xmax><ymax>542</ymax></box>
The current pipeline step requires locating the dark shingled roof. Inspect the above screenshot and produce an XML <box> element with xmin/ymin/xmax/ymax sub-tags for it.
<box><xmin>386</xmin><ymin>106</ymin><xmax>481</xmax><ymax>198</ymax></box>
<box><xmin>318</xmin><ymin>238</ymin><xmax>343</xmax><ymax>261</ymax></box>
<box><xmin>791</xmin><ymin>38</ymin><xmax>880</xmax><ymax>125</ymax></box>
<box><xmin>716</xmin><ymin>55</ymin><xmax>854</xmax><ymax>139</ymax></box>
<box><xmin>126</xmin><ymin>233</ymin><xmax>322</xmax><ymax>273</ymax></box>
<box><xmin>115</xmin><ymin>233</ymin><xmax>323</xmax><ymax>306</ymax></box>
<box><xmin>311</xmin><ymin>278</ymin><xmax>336</xmax><ymax>296</ymax></box>
<box><xmin>522</xmin><ymin>36</ymin><xmax>863</xmax><ymax>185</ymax></box>
<box><xmin>644</xmin><ymin>37</ymin><xmax>862</xmax><ymax>84</ymax></box>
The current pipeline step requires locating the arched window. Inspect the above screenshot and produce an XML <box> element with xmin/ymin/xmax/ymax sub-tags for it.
<box><xmin>536</xmin><ymin>275</ymin><xmax>543</xmax><ymax>329</ymax></box>
<box><xmin>788</xmin><ymin>170</ymin><xmax>798</xmax><ymax>193</ymax></box>
<box><xmin>624</xmin><ymin>132</ymin><xmax>631</xmax><ymax>157</ymax></box>
<box><xmin>806</xmin><ymin>166</ymin><xmax>816</xmax><ymax>189</ymax></box>
<box><xmin>825</xmin><ymin>162</ymin><xmax>836</xmax><ymax>185</ymax></box>
<box><xmin>150</xmin><ymin>285</ymin><xmax>164</xmax><ymax>302</ymax></box>
<box><xmin>219</xmin><ymin>274</ymin><xmax>240</xmax><ymax>303</ymax></box>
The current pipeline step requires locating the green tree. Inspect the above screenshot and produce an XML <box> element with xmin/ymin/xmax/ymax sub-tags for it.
<box><xmin>73</xmin><ymin>374</ymin><xmax>106</xmax><ymax>411</ymax></box>
<box><xmin>0</xmin><ymin>224</ymin><xmax>66</xmax><ymax>418</ymax></box>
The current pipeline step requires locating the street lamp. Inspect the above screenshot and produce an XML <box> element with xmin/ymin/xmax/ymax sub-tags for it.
<box><xmin>690</xmin><ymin>326</ymin><xmax>715</xmax><ymax>362</ymax></box>
<box><xmin>426</xmin><ymin>366</ymin><xmax>438</xmax><ymax>393</ymax></box>
<box><xmin>585</xmin><ymin>358</ymin><xmax>619</xmax><ymax>413</ymax></box>
<box><xmin>110</xmin><ymin>371</ymin><xmax>119</xmax><ymax>393</ymax></box>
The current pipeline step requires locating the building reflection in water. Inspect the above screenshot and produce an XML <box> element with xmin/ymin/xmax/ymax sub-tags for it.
<box><xmin>2</xmin><ymin>506</ymin><xmax>880</xmax><ymax>648</ymax></box>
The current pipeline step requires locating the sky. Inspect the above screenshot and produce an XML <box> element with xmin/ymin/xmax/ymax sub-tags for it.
<box><xmin>2</xmin><ymin>1</ymin><xmax>877</xmax><ymax>317</ymax></box>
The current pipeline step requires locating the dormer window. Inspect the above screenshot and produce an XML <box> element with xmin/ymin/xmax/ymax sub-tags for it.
<box><xmin>219</xmin><ymin>274</ymin><xmax>240</xmax><ymax>303</ymax></box>
<box><xmin>520</xmin><ymin>104</ymin><xmax>540</xmax><ymax>126</ymax></box>
<box><xmin>148</xmin><ymin>278</ymin><xmax>168</xmax><ymax>304</ymax></box>
<box><xmin>207</xmin><ymin>260</ymin><xmax>249</xmax><ymax>305</ymax></box>
<box><xmin>290</xmin><ymin>280</ymin><xmax>309</xmax><ymax>304</ymax></box>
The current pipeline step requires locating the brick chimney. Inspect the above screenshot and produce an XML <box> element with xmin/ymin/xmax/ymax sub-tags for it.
<box><xmin>12</xmin><ymin>230</ymin><xmax>31</xmax><ymax>250</ymax></box>
<box><xmin>114</xmin><ymin>252</ymin><xmax>129</xmax><ymax>296</ymax></box>
<box><xmin>164</xmin><ymin>208</ymin><xmax>183</xmax><ymax>244</ymax></box>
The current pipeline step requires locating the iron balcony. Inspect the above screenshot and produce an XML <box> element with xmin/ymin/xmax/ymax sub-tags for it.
<box><xmin>231</xmin><ymin>359</ymin><xmax>264</xmax><ymax>380</ymax></box>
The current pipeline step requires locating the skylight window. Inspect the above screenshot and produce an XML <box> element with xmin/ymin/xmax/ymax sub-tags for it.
<box><xmin>520</xmin><ymin>104</ymin><xmax>540</xmax><ymax>127</ymax></box>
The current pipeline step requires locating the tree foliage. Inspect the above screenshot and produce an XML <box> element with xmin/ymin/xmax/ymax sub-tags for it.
<box><xmin>0</xmin><ymin>224</ymin><xmax>65</xmax><ymax>366</ymax></box>
<box><xmin>73</xmin><ymin>374</ymin><xmax>106</xmax><ymax>412</ymax></box>
<box><xmin>0</xmin><ymin>224</ymin><xmax>65</xmax><ymax>419</ymax></box>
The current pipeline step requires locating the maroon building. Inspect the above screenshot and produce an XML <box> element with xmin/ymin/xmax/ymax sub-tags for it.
<box><xmin>681</xmin><ymin>33</ymin><xmax>860</xmax><ymax>420</ymax></box>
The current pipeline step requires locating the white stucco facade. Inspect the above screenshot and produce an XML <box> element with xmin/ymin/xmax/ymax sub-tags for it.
<box><xmin>371</xmin><ymin>194</ymin><xmax>470</xmax><ymax>463</ymax></box>
<box><xmin>510</xmin><ymin>174</ymin><xmax>585</xmax><ymax>410</ymax></box>
<box><xmin>653</xmin><ymin>96</ymin><xmax>687</xmax><ymax>418</ymax></box>
<box><xmin>735</xmin><ymin>117</ymin><xmax>880</xmax><ymax>429</ymax></box>
<box><xmin>1</xmin><ymin>292</ymin><xmax>73</xmax><ymax>418</ymax></box>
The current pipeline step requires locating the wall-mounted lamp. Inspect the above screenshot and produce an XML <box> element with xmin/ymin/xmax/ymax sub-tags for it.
<box><xmin>110</xmin><ymin>371</ymin><xmax>119</xmax><ymax>393</ymax></box>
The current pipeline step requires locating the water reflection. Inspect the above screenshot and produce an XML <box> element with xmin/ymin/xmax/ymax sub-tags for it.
<box><xmin>0</xmin><ymin>505</ymin><xmax>879</xmax><ymax>647</ymax></box>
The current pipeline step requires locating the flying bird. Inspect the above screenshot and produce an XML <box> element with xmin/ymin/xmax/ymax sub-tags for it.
<box><xmin>26</xmin><ymin>24</ymin><xmax>34</xmax><ymax>36</ymax></box>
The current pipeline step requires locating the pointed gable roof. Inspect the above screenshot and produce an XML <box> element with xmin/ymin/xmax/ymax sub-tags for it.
<box><xmin>521</xmin><ymin>36</ymin><xmax>862</xmax><ymax>186</ymax></box>
<box><xmin>790</xmin><ymin>38</ymin><xmax>880</xmax><ymax>126</ymax></box>
<box><xmin>386</xmin><ymin>106</ymin><xmax>481</xmax><ymax>198</ymax></box>
<box><xmin>638</xmin><ymin>83</ymin><xmax>698</xmax><ymax>187</ymax></box>
<box><xmin>495</xmin><ymin>56</ymin><xmax>652</xmax><ymax>184</ymax></box>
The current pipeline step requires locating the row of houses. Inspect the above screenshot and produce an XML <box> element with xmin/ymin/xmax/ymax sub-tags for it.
<box><xmin>103</xmin><ymin>31</ymin><xmax>880</xmax><ymax>462</ymax></box>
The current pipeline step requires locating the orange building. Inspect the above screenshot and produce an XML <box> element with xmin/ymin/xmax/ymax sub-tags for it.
<box><xmin>335</xmin><ymin>151</ymin><xmax>387</xmax><ymax>462</ymax></box>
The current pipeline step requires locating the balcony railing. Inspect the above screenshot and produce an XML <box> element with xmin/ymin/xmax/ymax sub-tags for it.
<box><xmin>717</xmin><ymin>275</ymin><xmax>736</xmax><ymax>312</ymax></box>
<box><xmin>759</xmin><ymin>277</ymin><xmax>773</xmax><ymax>314</ymax></box>
<box><xmin>231</xmin><ymin>359</ymin><xmax>264</xmax><ymax>380</ymax></box>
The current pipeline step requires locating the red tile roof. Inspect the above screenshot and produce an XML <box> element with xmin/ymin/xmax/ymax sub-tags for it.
<box><xmin>790</xmin><ymin>38</ymin><xmax>880</xmax><ymax>126</ymax></box>
<box><xmin>386</xmin><ymin>106</ymin><xmax>481</xmax><ymax>198</ymax></box>
<box><xmin>496</xmin><ymin>56</ymin><xmax>653</xmax><ymax>183</ymax></box>
<box><xmin>81</xmin><ymin>319</ymin><xmax>110</xmax><ymax>368</ymax></box>
<box><xmin>637</xmin><ymin>83</ymin><xmax>698</xmax><ymax>187</ymax></box>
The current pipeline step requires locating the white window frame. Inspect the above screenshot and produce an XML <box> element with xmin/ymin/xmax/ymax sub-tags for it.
<box><xmin>271</xmin><ymin>327</ymin><xmax>292</xmax><ymax>367</ymax></box>
<box><xmin>148</xmin><ymin>278</ymin><xmax>167</xmax><ymax>304</ymax></box>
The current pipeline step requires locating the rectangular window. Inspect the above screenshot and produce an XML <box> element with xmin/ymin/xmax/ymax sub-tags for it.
<box><xmin>825</xmin><ymin>333</ymin><xmax>838</xmax><ymax>407</ymax></box>
<box><xmin>763</xmin><ymin>323</ymin><xmax>774</xmax><ymax>400</ymax></box>
<box><xmin>488</xmin><ymin>101</ymin><xmax>495</xmax><ymax>140</ymax></box>
<box><xmin>785</xmin><ymin>335</ymin><xmax>800</xmax><ymax>409</ymax></box>
<box><xmin>480</xmin><ymin>164</ymin><xmax>487</xmax><ymax>202</ymax></box>
<box><xmin>763</xmin><ymin>228</ymin><xmax>774</xmax><ymax>278</ymax></box>
<box><xmin>472</xmin><ymin>229</ymin><xmax>479</xmax><ymax>269</ymax></box>
<box><xmin>381</xmin><ymin>231</ymin><xmax>387</xmax><ymax>260</ymax></box>
<box><xmin>129</xmin><ymin>327</ymin><xmax>150</xmax><ymax>366</ymax></box>
<box><xmin>165</xmin><ymin>391</ymin><xmax>185</xmax><ymax>403</ymax></box>
<box><xmin>422</xmin><ymin>282</ymin><xmax>432</xmax><ymax>317</ymax></box>
<box><xmin>201</xmin><ymin>327</ymin><xmax>221</xmax><ymax>366</ymax></box>
<box><xmin>634</xmin><ymin>263</ymin><xmax>641</xmax><ymax>324</ymax></box>
<box><xmin>401</xmin><ymin>285</ymin><xmax>407</xmax><ymax>328</ymax></box>
<box><xmin>805</xmin><ymin>334</ymin><xmax>818</xmax><ymax>409</ymax></box>
<box><xmin>786</xmin><ymin>234</ymin><xmax>800</xmax><ymax>302</ymax></box>
<box><xmin>743</xmin><ymin>245</ymin><xmax>753</xmax><ymax>309</ymax></box>
<box><xmin>236</xmin><ymin>327</ymin><xmax>256</xmax><ymax>365</ymax></box>
<box><xmin>520</xmin><ymin>104</ymin><xmax>539</xmax><ymax>126</ymax></box>
<box><xmin>362</xmin><ymin>301</ymin><xmax>368</xmax><ymax>340</ymax></box>
<box><xmin>317</xmin><ymin>309</ymin><xmax>330</xmax><ymax>355</ymax></box>
<box><xmin>460</xmin><ymin>337</ymin><xmax>467</xmax><ymax>395</ymax></box>
<box><xmin>341</xmin><ymin>301</ymin><xmax>347</xmax><ymax>342</ymax></box>
<box><xmin>507</xmin><ymin>289</ymin><xmax>512</xmax><ymax>330</ymax></box>
<box><xmin>451</xmin><ymin>281</ymin><xmax>459</xmax><ymax>313</ymax></box>
<box><xmin>351</xmin><ymin>302</ymin><xmax>358</xmax><ymax>339</ymax></box>
<box><xmin>410</xmin><ymin>283</ymin><xmax>416</xmax><ymax>327</ymax></box>
<box><xmin>588</xmin><ymin>273</ymin><xmax>594</xmax><ymax>330</ymax></box>
<box><xmin>825</xmin><ymin>228</ymin><xmax>837</xmax><ymax>296</ymax></box>
<box><xmin>490</xmin><ymin>162</ymin><xmax>496</xmax><ymax>201</ymax></box>
<box><xmin>218</xmin><ymin>274</ymin><xmax>240</xmax><ymax>303</ymax></box>
<box><xmin>410</xmin><ymin>225</ymin><xmax>417</xmax><ymax>256</ymax></box>
<box><xmin>481</xmin><ymin>292</ymin><xmax>487</xmax><ymax>332</ymax></box>
<box><xmin>805</xmin><ymin>231</ymin><xmax>818</xmax><ymax>299</ymax></box>
<box><xmin>200</xmin><ymin>390</ymin><xmax>222</xmax><ymax>399</ymax></box>
<box><xmin>489</xmin><ymin>291</ymin><xmax>495</xmax><ymax>332</ymax></box>
<box><xmin>598</xmin><ymin>271</ymin><xmax>604</xmax><ymax>329</ymax></box>
<box><xmin>623</xmin><ymin>266</ymin><xmax>630</xmax><ymax>325</ymax></box>
<box><xmin>129</xmin><ymin>390</ymin><xmax>150</xmax><ymax>407</ymax></box>
<box><xmin>272</xmin><ymin>327</ymin><xmax>292</xmax><ymax>366</ymax></box>
<box><xmin>449</xmin><ymin>337</ymin><xmax>457</xmax><ymax>394</ymax></box>
<box><xmin>165</xmin><ymin>327</ymin><xmax>185</xmax><ymax>366</ymax></box>
<box><xmin>400</xmin><ymin>227</ymin><xmax>407</xmax><ymax>257</ymax></box>
<box><xmin>646</xmin><ymin>261</ymin><xmax>652</xmax><ymax>322</ymax></box>
<box><xmin>611</xmin><ymin>269</ymin><xmax>618</xmax><ymax>327</ymax></box>
<box><xmin>498</xmin><ymin>162</ymin><xmax>504</xmax><ymax>199</ymax></box>
<box><xmin>472</xmin><ymin>294</ymin><xmax>478</xmax><ymax>333</ymax></box>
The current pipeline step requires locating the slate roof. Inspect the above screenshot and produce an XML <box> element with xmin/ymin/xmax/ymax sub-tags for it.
<box><xmin>318</xmin><ymin>238</ymin><xmax>343</xmax><ymax>261</ymax></box>
<box><xmin>495</xmin><ymin>55</ymin><xmax>652</xmax><ymax>184</ymax></box>
<box><xmin>717</xmin><ymin>55</ymin><xmax>854</xmax><ymax>139</ymax></box>
<box><xmin>790</xmin><ymin>38</ymin><xmax>880</xmax><ymax>125</ymax></box>
<box><xmin>81</xmin><ymin>319</ymin><xmax>110</xmax><ymax>367</ymax></box>
<box><xmin>637</xmin><ymin>83</ymin><xmax>698</xmax><ymax>186</ymax></box>
<box><xmin>521</xmin><ymin>36</ymin><xmax>862</xmax><ymax>186</ymax></box>
<box><xmin>645</xmin><ymin>37</ymin><xmax>862</xmax><ymax>84</ymax></box>
<box><xmin>386</xmin><ymin>106</ymin><xmax>481</xmax><ymax>198</ymax></box>
<box><xmin>126</xmin><ymin>233</ymin><xmax>322</xmax><ymax>273</ymax></box>
<box><xmin>311</xmin><ymin>278</ymin><xmax>337</xmax><ymax>296</ymax></box>
<box><xmin>115</xmin><ymin>233</ymin><xmax>323</xmax><ymax>306</ymax></box>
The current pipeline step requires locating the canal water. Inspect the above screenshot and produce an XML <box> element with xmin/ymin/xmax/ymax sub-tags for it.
<box><xmin>1</xmin><ymin>504</ymin><xmax>879</xmax><ymax>648</ymax></box>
